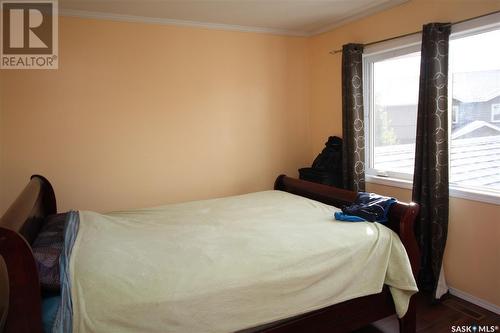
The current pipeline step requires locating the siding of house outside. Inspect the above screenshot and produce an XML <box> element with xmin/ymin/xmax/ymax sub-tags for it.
<box><xmin>452</xmin><ymin>95</ymin><xmax>500</xmax><ymax>131</ymax></box>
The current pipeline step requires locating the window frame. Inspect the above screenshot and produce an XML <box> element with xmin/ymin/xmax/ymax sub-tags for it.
<box><xmin>491</xmin><ymin>104</ymin><xmax>500</xmax><ymax>123</ymax></box>
<box><xmin>362</xmin><ymin>13</ymin><xmax>500</xmax><ymax>205</ymax></box>
<box><xmin>363</xmin><ymin>40</ymin><xmax>421</xmax><ymax>182</ymax></box>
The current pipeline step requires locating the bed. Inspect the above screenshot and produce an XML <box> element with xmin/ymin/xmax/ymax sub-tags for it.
<box><xmin>0</xmin><ymin>174</ymin><xmax>420</xmax><ymax>333</ymax></box>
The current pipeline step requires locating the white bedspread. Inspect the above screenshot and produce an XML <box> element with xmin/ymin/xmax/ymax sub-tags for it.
<box><xmin>70</xmin><ymin>190</ymin><xmax>418</xmax><ymax>333</ymax></box>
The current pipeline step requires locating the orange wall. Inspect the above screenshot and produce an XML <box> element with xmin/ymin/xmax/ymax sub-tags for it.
<box><xmin>1</xmin><ymin>0</ymin><xmax>499</xmax><ymax>310</ymax></box>
<box><xmin>309</xmin><ymin>0</ymin><xmax>500</xmax><ymax>307</ymax></box>
<box><xmin>0</xmin><ymin>17</ymin><xmax>310</xmax><ymax>213</ymax></box>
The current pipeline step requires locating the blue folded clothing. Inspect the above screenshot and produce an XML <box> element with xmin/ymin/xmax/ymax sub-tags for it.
<box><xmin>334</xmin><ymin>192</ymin><xmax>397</xmax><ymax>223</ymax></box>
<box><xmin>333</xmin><ymin>212</ymin><xmax>366</xmax><ymax>222</ymax></box>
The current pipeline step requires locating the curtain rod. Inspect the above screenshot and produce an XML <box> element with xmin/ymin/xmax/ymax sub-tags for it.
<box><xmin>328</xmin><ymin>9</ymin><xmax>500</xmax><ymax>55</ymax></box>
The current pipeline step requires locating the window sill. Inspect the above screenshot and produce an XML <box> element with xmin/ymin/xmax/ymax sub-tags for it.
<box><xmin>366</xmin><ymin>175</ymin><xmax>413</xmax><ymax>190</ymax></box>
<box><xmin>366</xmin><ymin>175</ymin><xmax>500</xmax><ymax>206</ymax></box>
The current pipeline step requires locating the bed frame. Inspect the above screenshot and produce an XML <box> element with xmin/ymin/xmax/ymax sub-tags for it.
<box><xmin>0</xmin><ymin>174</ymin><xmax>420</xmax><ymax>333</ymax></box>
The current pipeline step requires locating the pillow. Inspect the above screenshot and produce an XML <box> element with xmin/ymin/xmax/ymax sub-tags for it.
<box><xmin>32</xmin><ymin>213</ymin><xmax>67</xmax><ymax>291</ymax></box>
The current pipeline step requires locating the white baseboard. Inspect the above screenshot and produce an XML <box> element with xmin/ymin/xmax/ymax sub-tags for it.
<box><xmin>448</xmin><ymin>287</ymin><xmax>500</xmax><ymax>315</ymax></box>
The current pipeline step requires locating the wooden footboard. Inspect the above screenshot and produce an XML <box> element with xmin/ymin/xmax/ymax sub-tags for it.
<box><xmin>274</xmin><ymin>175</ymin><xmax>420</xmax><ymax>333</ymax></box>
<box><xmin>0</xmin><ymin>175</ymin><xmax>419</xmax><ymax>333</ymax></box>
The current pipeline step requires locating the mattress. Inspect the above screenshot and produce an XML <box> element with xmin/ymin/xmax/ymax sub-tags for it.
<box><xmin>58</xmin><ymin>190</ymin><xmax>418</xmax><ymax>333</ymax></box>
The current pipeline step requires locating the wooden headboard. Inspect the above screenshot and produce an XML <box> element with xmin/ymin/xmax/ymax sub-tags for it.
<box><xmin>0</xmin><ymin>175</ymin><xmax>56</xmax><ymax>333</ymax></box>
<box><xmin>0</xmin><ymin>175</ymin><xmax>56</xmax><ymax>244</ymax></box>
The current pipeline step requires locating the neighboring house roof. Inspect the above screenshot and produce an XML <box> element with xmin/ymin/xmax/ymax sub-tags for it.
<box><xmin>451</xmin><ymin>121</ymin><xmax>500</xmax><ymax>139</ymax></box>
<box><xmin>452</xmin><ymin>70</ymin><xmax>500</xmax><ymax>103</ymax></box>
<box><xmin>374</xmin><ymin>135</ymin><xmax>500</xmax><ymax>190</ymax></box>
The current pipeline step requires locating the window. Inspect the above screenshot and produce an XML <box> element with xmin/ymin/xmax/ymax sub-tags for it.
<box><xmin>364</xmin><ymin>17</ymin><xmax>500</xmax><ymax>202</ymax></box>
<box><xmin>449</xmin><ymin>28</ymin><xmax>500</xmax><ymax>195</ymax></box>
<box><xmin>492</xmin><ymin>104</ymin><xmax>500</xmax><ymax>122</ymax></box>
<box><xmin>364</xmin><ymin>45</ymin><xmax>420</xmax><ymax>180</ymax></box>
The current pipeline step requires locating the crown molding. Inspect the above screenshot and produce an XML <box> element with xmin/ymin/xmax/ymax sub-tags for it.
<box><xmin>59</xmin><ymin>9</ymin><xmax>309</xmax><ymax>37</ymax></box>
<box><xmin>60</xmin><ymin>0</ymin><xmax>409</xmax><ymax>37</ymax></box>
<box><xmin>309</xmin><ymin>0</ymin><xmax>409</xmax><ymax>36</ymax></box>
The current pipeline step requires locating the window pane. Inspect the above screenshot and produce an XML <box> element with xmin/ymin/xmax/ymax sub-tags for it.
<box><xmin>372</xmin><ymin>52</ymin><xmax>420</xmax><ymax>174</ymax></box>
<box><xmin>450</xmin><ymin>29</ymin><xmax>500</xmax><ymax>192</ymax></box>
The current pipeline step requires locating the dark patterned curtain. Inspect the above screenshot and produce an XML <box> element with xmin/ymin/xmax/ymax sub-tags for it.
<box><xmin>342</xmin><ymin>43</ymin><xmax>365</xmax><ymax>192</ymax></box>
<box><xmin>412</xmin><ymin>23</ymin><xmax>451</xmax><ymax>299</ymax></box>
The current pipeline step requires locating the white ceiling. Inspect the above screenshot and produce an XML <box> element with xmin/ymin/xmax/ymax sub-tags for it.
<box><xmin>59</xmin><ymin>0</ymin><xmax>408</xmax><ymax>36</ymax></box>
